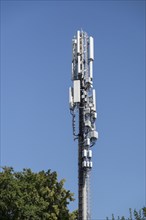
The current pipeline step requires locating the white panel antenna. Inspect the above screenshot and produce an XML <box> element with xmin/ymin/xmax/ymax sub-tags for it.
<box><xmin>73</xmin><ymin>80</ymin><xmax>80</xmax><ymax>103</ymax></box>
<box><xmin>89</xmin><ymin>36</ymin><xmax>94</xmax><ymax>60</ymax></box>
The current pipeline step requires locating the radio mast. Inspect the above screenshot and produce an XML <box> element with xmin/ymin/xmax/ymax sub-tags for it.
<box><xmin>69</xmin><ymin>30</ymin><xmax>98</xmax><ymax>220</ymax></box>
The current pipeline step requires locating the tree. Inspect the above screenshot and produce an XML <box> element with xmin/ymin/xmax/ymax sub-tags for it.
<box><xmin>143</xmin><ymin>207</ymin><xmax>146</xmax><ymax>218</ymax></box>
<box><xmin>0</xmin><ymin>167</ymin><xmax>77</xmax><ymax>220</ymax></box>
<box><xmin>107</xmin><ymin>208</ymin><xmax>146</xmax><ymax>220</ymax></box>
<box><xmin>69</xmin><ymin>210</ymin><xmax>78</xmax><ymax>220</ymax></box>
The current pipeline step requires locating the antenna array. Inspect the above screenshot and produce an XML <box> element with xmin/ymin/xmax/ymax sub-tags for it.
<box><xmin>69</xmin><ymin>30</ymin><xmax>98</xmax><ymax>220</ymax></box>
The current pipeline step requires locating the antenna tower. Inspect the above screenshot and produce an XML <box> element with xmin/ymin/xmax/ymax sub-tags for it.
<box><xmin>69</xmin><ymin>30</ymin><xmax>98</xmax><ymax>220</ymax></box>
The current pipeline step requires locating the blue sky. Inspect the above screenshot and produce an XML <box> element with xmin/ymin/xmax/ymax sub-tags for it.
<box><xmin>0</xmin><ymin>0</ymin><xmax>145</xmax><ymax>219</ymax></box>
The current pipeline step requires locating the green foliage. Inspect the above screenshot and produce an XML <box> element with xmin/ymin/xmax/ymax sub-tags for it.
<box><xmin>69</xmin><ymin>210</ymin><xmax>78</xmax><ymax>220</ymax></box>
<box><xmin>107</xmin><ymin>208</ymin><xmax>146</xmax><ymax>220</ymax></box>
<box><xmin>129</xmin><ymin>208</ymin><xmax>133</xmax><ymax>220</ymax></box>
<box><xmin>120</xmin><ymin>216</ymin><xmax>125</xmax><ymax>220</ymax></box>
<box><xmin>0</xmin><ymin>167</ymin><xmax>76</xmax><ymax>220</ymax></box>
<box><xmin>133</xmin><ymin>208</ymin><xmax>146</xmax><ymax>220</ymax></box>
<box><xmin>112</xmin><ymin>213</ymin><xmax>115</xmax><ymax>220</ymax></box>
<box><xmin>143</xmin><ymin>207</ymin><xmax>146</xmax><ymax>217</ymax></box>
